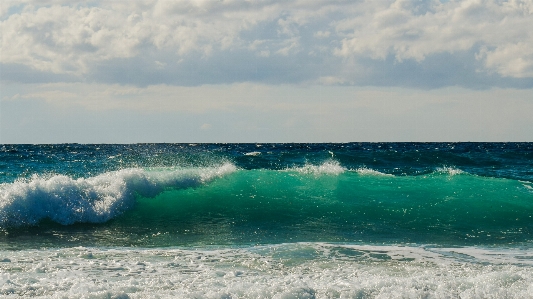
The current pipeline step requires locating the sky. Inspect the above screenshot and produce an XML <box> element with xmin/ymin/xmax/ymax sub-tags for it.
<box><xmin>1</xmin><ymin>0</ymin><xmax>532</xmax><ymax>143</ymax></box>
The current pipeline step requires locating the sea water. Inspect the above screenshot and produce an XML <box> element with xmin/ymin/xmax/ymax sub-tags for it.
<box><xmin>1</xmin><ymin>143</ymin><xmax>532</xmax><ymax>298</ymax></box>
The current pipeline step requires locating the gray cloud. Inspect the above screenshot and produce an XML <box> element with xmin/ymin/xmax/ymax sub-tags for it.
<box><xmin>1</xmin><ymin>0</ymin><xmax>533</xmax><ymax>88</ymax></box>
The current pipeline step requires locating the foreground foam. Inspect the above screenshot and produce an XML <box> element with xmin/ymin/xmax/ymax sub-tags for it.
<box><xmin>0</xmin><ymin>163</ymin><xmax>236</xmax><ymax>227</ymax></box>
<box><xmin>1</xmin><ymin>243</ymin><xmax>532</xmax><ymax>298</ymax></box>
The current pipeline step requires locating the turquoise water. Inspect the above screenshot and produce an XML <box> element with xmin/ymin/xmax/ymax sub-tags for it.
<box><xmin>2</xmin><ymin>143</ymin><xmax>532</xmax><ymax>248</ymax></box>
<box><xmin>1</xmin><ymin>143</ymin><xmax>532</xmax><ymax>298</ymax></box>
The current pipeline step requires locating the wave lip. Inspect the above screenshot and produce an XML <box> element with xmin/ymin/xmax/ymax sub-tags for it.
<box><xmin>0</xmin><ymin>163</ymin><xmax>237</xmax><ymax>228</ymax></box>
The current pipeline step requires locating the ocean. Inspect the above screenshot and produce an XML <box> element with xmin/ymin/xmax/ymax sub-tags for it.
<box><xmin>1</xmin><ymin>143</ymin><xmax>532</xmax><ymax>298</ymax></box>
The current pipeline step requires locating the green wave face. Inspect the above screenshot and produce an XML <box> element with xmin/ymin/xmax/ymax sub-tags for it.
<box><xmin>3</xmin><ymin>168</ymin><xmax>532</xmax><ymax>248</ymax></box>
<box><xmin>111</xmin><ymin>169</ymin><xmax>533</xmax><ymax>247</ymax></box>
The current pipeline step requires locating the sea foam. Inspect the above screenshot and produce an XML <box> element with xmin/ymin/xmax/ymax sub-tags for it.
<box><xmin>0</xmin><ymin>163</ymin><xmax>236</xmax><ymax>227</ymax></box>
<box><xmin>354</xmin><ymin>167</ymin><xmax>393</xmax><ymax>176</ymax></box>
<box><xmin>435</xmin><ymin>166</ymin><xmax>465</xmax><ymax>176</ymax></box>
<box><xmin>1</xmin><ymin>244</ymin><xmax>532</xmax><ymax>298</ymax></box>
<box><xmin>290</xmin><ymin>160</ymin><xmax>345</xmax><ymax>175</ymax></box>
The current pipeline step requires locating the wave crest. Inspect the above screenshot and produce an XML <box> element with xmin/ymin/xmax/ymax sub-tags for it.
<box><xmin>0</xmin><ymin>163</ymin><xmax>236</xmax><ymax>227</ymax></box>
<box><xmin>290</xmin><ymin>161</ymin><xmax>346</xmax><ymax>175</ymax></box>
<box><xmin>354</xmin><ymin>167</ymin><xmax>393</xmax><ymax>176</ymax></box>
<box><xmin>435</xmin><ymin>166</ymin><xmax>465</xmax><ymax>176</ymax></box>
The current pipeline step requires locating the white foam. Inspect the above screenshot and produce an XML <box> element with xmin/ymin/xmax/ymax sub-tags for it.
<box><xmin>1</xmin><ymin>243</ymin><xmax>532</xmax><ymax>298</ymax></box>
<box><xmin>354</xmin><ymin>167</ymin><xmax>394</xmax><ymax>176</ymax></box>
<box><xmin>244</xmin><ymin>151</ymin><xmax>261</xmax><ymax>156</ymax></box>
<box><xmin>290</xmin><ymin>161</ymin><xmax>345</xmax><ymax>175</ymax></box>
<box><xmin>0</xmin><ymin>163</ymin><xmax>237</xmax><ymax>227</ymax></box>
<box><xmin>521</xmin><ymin>181</ymin><xmax>533</xmax><ymax>191</ymax></box>
<box><xmin>435</xmin><ymin>166</ymin><xmax>465</xmax><ymax>176</ymax></box>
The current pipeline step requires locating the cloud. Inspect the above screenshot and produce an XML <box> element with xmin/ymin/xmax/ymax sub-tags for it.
<box><xmin>480</xmin><ymin>42</ymin><xmax>533</xmax><ymax>78</ymax></box>
<box><xmin>334</xmin><ymin>0</ymin><xmax>533</xmax><ymax>78</ymax></box>
<box><xmin>1</xmin><ymin>0</ymin><xmax>533</xmax><ymax>88</ymax></box>
<box><xmin>10</xmin><ymin>82</ymin><xmax>289</xmax><ymax>113</ymax></box>
<box><xmin>2</xmin><ymin>82</ymin><xmax>532</xmax><ymax>143</ymax></box>
<box><xmin>200</xmin><ymin>123</ymin><xmax>212</xmax><ymax>130</ymax></box>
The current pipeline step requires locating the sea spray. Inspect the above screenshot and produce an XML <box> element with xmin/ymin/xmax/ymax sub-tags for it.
<box><xmin>1</xmin><ymin>244</ymin><xmax>533</xmax><ymax>298</ymax></box>
<box><xmin>0</xmin><ymin>163</ymin><xmax>236</xmax><ymax>227</ymax></box>
<box><xmin>2</xmin><ymin>165</ymin><xmax>531</xmax><ymax>247</ymax></box>
<box><xmin>1</xmin><ymin>143</ymin><xmax>532</xmax><ymax>298</ymax></box>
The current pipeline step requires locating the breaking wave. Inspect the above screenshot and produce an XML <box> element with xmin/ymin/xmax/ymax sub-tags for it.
<box><xmin>290</xmin><ymin>160</ymin><xmax>346</xmax><ymax>175</ymax></box>
<box><xmin>0</xmin><ymin>163</ymin><xmax>236</xmax><ymax>227</ymax></box>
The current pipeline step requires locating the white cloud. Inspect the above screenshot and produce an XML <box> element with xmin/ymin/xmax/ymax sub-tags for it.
<box><xmin>2</xmin><ymin>1</ymin><xmax>532</xmax><ymax>143</ymax></box>
<box><xmin>0</xmin><ymin>0</ymin><xmax>533</xmax><ymax>84</ymax></box>
<box><xmin>314</xmin><ymin>30</ymin><xmax>330</xmax><ymax>38</ymax></box>
<box><xmin>480</xmin><ymin>42</ymin><xmax>533</xmax><ymax>78</ymax></box>
<box><xmin>315</xmin><ymin>76</ymin><xmax>346</xmax><ymax>85</ymax></box>
<box><xmin>1</xmin><ymin>5</ymin><xmax>146</xmax><ymax>74</ymax></box>
<box><xmin>13</xmin><ymin>82</ymin><xmax>285</xmax><ymax>113</ymax></box>
<box><xmin>200</xmin><ymin>123</ymin><xmax>212</xmax><ymax>130</ymax></box>
<box><xmin>334</xmin><ymin>0</ymin><xmax>533</xmax><ymax>77</ymax></box>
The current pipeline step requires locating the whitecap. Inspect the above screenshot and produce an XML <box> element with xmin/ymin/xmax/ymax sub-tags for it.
<box><xmin>435</xmin><ymin>166</ymin><xmax>465</xmax><ymax>176</ymax></box>
<box><xmin>354</xmin><ymin>167</ymin><xmax>393</xmax><ymax>176</ymax></box>
<box><xmin>244</xmin><ymin>151</ymin><xmax>261</xmax><ymax>156</ymax></box>
<box><xmin>0</xmin><ymin>163</ymin><xmax>237</xmax><ymax>227</ymax></box>
<box><xmin>290</xmin><ymin>161</ymin><xmax>345</xmax><ymax>175</ymax></box>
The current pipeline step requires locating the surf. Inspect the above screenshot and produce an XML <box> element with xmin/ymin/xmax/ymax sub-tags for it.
<box><xmin>2</xmin><ymin>243</ymin><xmax>533</xmax><ymax>298</ymax></box>
<box><xmin>2</xmin><ymin>162</ymin><xmax>532</xmax><ymax>247</ymax></box>
<box><xmin>0</xmin><ymin>163</ymin><xmax>236</xmax><ymax>227</ymax></box>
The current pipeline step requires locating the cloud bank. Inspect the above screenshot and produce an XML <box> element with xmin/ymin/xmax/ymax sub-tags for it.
<box><xmin>1</xmin><ymin>1</ymin><xmax>532</xmax><ymax>143</ymax></box>
<box><xmin>2</xmin><ymin>0</ymin><xmax>533</xmax><ymax>88</ymax></box>
<box><xmin>3</xmin><ymin>83</ymin><xmax>532</xmax><ymax>143</ymax></box>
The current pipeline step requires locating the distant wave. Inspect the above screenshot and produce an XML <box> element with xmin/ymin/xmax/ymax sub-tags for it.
<box><xmin>289</xmin><ymin>163</ymin><xmax>464</xmax><ymax>177</ymax></box>
<box><xmin>244</xmin><ymin>151</ymin><xmax>261</xmax><ymax>156</ymax></box>
<box><xmin>0</xmin><ymin>163</ymin><xmax>236</xmax><ymax>227</ymax></box>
